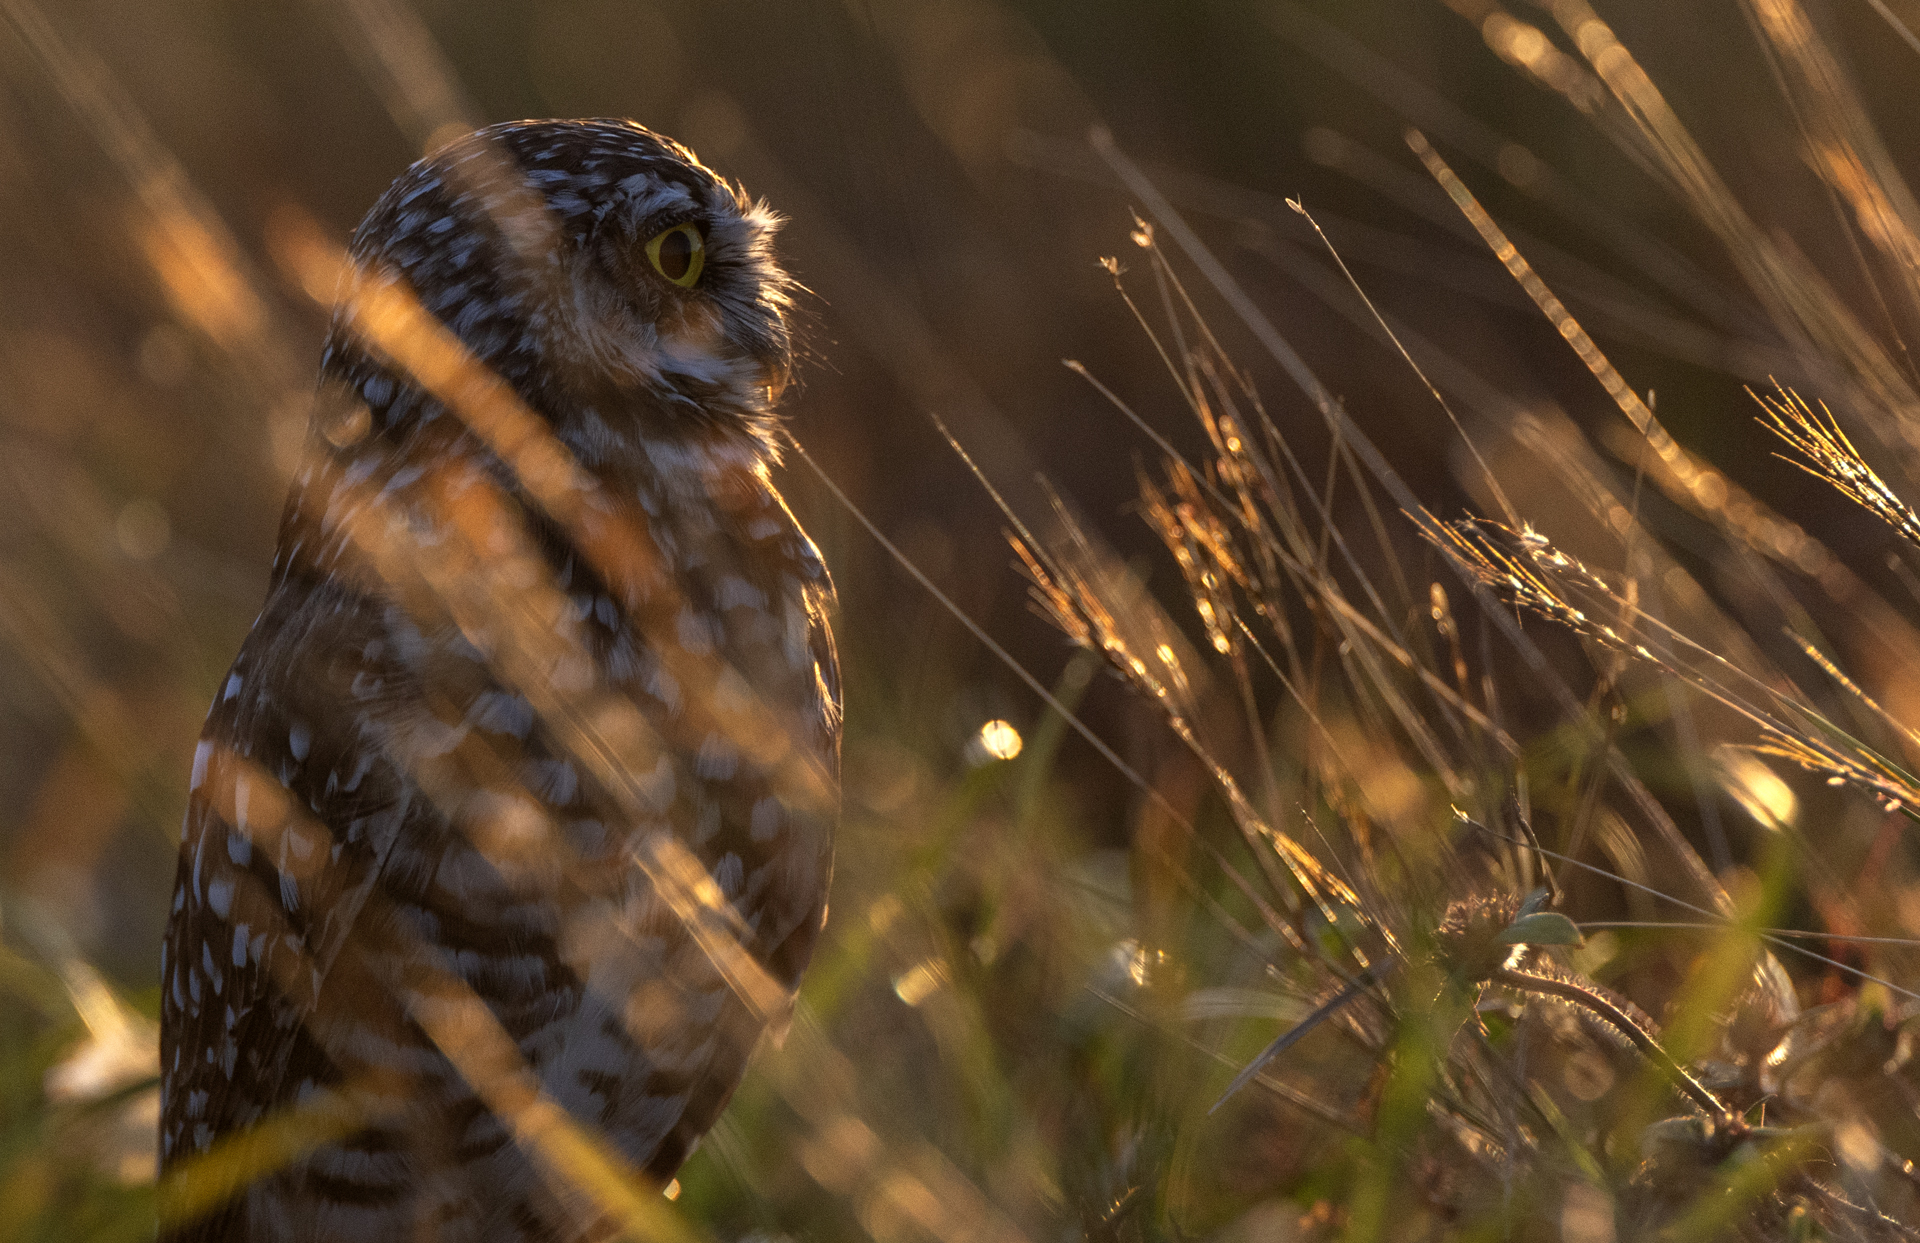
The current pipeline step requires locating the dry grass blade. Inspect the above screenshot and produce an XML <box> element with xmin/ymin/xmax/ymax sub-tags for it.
<box><xmin>1544</xmin><ymin>0</ymin><xmax>1920</xmax><ymax>439</ymax></box>
<box><xmin>1760</xmin><ymin>386</ymin><xmax>1920</xmax><ymax>547</ymax></box>
<box><xmin>1742</xmin><ymin>0</ymin><xmax>1920</xmax><ymax>335</ymax></box>
<box><xmin>1006</xmin><ymin>488</ymin><xmax>1376</xmax><ymax>942</ymax></box>
<box><xmin>1427</xmin><ymin>514</ymin><xmax>1920</xmax><ymax>823</ymax></box>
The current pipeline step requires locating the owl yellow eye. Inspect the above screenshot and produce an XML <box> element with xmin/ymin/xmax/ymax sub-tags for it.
<box><xmin>645</xmin><ymin>222</ymin><xmax>705</xmax><ymax>287</ymax></box>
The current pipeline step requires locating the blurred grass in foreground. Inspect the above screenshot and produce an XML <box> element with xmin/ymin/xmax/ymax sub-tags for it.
<box><xmin>14</xmin><ymin>0</ymin><xmax>1920</xmax><ymax>1240</ymax></box>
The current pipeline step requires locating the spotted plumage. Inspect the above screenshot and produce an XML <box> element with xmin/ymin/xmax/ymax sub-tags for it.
<box><xmin>160</xmin><ymin>120</ymin><xmax>838</xmax><ymax>1242</ymax></box>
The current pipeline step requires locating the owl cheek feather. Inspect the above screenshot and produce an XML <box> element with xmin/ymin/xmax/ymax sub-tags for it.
<box><xmin>659</xmin><ymin>302</ymin><xmax>724</xmax><ymax>362</ymax></box>
<box><xmin>549</xmin><ymin>263</ymin><xmax>665</xmax><ymax>389</ymax></box>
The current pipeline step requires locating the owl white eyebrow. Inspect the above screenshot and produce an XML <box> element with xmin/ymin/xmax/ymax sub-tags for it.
<box><xmin>615</xmin><ymin>179</ymin><xmax>699</xmax><ymax>220</ymax></box>
<box><xmin>636</xmin><ymin>208</ymin><xmax>706</xmax><ymax>238</ymax></box>
<box><xmin>591</xmin><ymin>200</ymin><xmax>706</xmax><ymax>244</ymax></box>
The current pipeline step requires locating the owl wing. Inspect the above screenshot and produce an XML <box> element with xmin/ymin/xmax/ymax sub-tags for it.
<box><xmin>161</xmin><ymin>578</ymin><xmax>420</xmax><ymax>1172</ymax></box>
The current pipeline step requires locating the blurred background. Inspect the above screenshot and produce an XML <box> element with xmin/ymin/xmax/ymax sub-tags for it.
<box><xmin>9</xmin><ymin>0</ymin><xmax>1920</xmax><ymax>1238</ymax></box>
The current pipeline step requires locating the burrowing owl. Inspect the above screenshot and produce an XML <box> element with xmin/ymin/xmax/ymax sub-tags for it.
<box><xmin>160</xmin><ymin>119</ymin><xmax>839</xmax><ymax>1241</ymax></box>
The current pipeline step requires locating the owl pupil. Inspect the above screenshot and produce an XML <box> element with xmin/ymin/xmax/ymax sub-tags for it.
<box><xmin>657</xmin><ymin>230</ymin><xmax>692</xmax><ymax>280</ymax></box>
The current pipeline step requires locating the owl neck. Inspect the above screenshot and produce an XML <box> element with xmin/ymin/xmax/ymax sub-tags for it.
<box><xmin>270</xmin><ymin>362</ymin><xmax>778</xmax><ymax>606</ymax></box>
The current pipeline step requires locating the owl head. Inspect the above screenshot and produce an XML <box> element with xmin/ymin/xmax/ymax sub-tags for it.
<box><xmin>318</xmin><ymin>119</ymin><xmax>798</xmax><ymax>459</ymax></box>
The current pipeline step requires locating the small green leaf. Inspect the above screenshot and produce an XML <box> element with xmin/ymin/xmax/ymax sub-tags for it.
<box><xmin>1498</xmin><ymin>911</ymin><xmax>1584</xmax><ymax>946</ymax></box>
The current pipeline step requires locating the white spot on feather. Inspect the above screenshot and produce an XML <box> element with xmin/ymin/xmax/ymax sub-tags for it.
<box><xmin>468</xmin><ymin>690</ymin><xmax>535</xmax><ymax>739</ymax></box>
<box><xmin>675</xmin><ymin>606</ymin><xmax>718</xmax><ymax>655</ymax></box>
<box><xmin>715</xmin><ymin>575</ymin><xmax>767</xmax><ymax>611</ymax></box>
<box><xmin>695</xmin><ymin>733</ymin><xmax>738</xmax><ymax>780</ymax></box>
<box><xmin>750</xmin><ymin>796</ymin><xmax>783</xmax><ymax>842</ymax></box>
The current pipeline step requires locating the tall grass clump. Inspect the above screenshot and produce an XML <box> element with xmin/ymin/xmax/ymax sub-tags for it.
<box><xmin>950</xmin><ymin>6</ymin><xmax>1920</xmax><ymax>1237</ymax></box>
